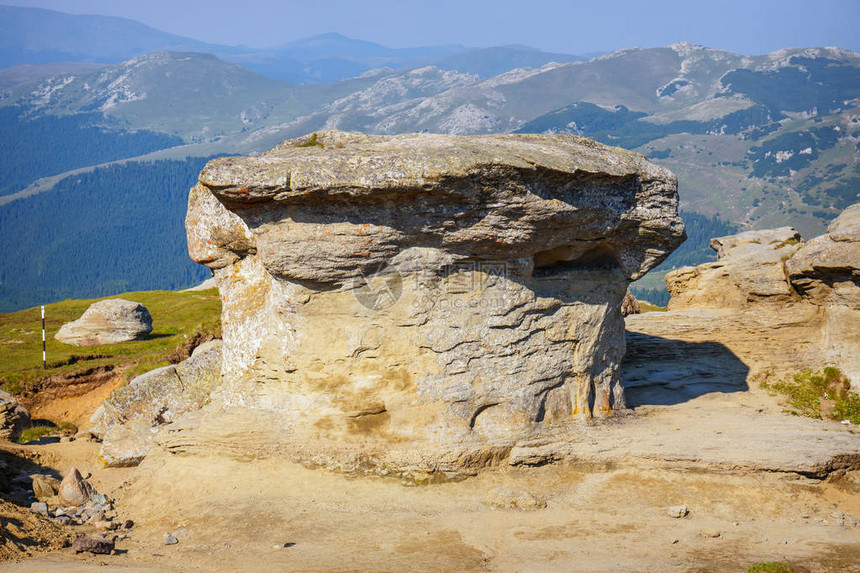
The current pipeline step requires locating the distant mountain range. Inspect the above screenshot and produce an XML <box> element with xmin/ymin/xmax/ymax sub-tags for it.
<box><xmin>0</xmin><ymin>3</ymin><xmax>858</xmax><ymax>311</ymax></box>
<box><xmin>0</xmin><ymin>5</ymin><xmax>583</xmax><ymax>84</ymax></box>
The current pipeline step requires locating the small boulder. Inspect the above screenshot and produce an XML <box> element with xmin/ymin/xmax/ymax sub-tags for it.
<box><xmin>668</xmin><ymin>505</ymin><xmax>688</xmax><ymax>518</ymax></box>
<box><xmin>31</xmin><ymin>474</ymin><xmax>61</xmax><ymax>500</ymax></box>
<box><xmin>485</xmin><ymin>488</ymin><xmax>547</xmax><ymax>511</ymax></box>
<box><xmin>93</xmin><ymin>519</ymin><xmax>116</xmax><ymax>531</ymax></box>
<box><xmin>621</xmin><ymin>290</ymin><xmax>641</xmax><ymax>316</ymax></box>
<box><xmin>72</xmin><ymin>535</ymin><xmax>115</xmax><ymax>555</ymax></box>
<box><xmin>55</xmin><ymin>299</ymin><xmax>152</xmax><ymax>347</ymax></box>
<box><xmin>30</xmin><ymin>501</ymin><xmax>49</xmax><ymax>516</ymax></box>
<box><xmin>0</xmin><ymin>390</ymin><xmax>31</xmax><ymax>441</ymax></box>
<box><xmin>57</xmin><ymin>467</ymin><xmax>97</xmax><ymax>506</ymax></box>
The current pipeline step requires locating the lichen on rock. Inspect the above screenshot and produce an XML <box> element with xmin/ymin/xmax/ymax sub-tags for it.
<box><xmin>184</xmin><ymin>131</ymin><xmax>684</xmax><ymax>473</ymax></box>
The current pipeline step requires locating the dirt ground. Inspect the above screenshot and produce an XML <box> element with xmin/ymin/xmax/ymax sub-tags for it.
<box><xmin>2</xmin><ymin>385</ymin><xmax>859</xmax><ymax>573</ymax></box>
<box><xmin>2</xmin><ymin>309</ymin><xmax>859</xmax><ymax>572</ymax></box>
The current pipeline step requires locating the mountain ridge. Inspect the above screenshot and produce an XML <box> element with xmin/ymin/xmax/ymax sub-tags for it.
<box><xmin>1</xmin><ymin>38</ymin><xmax>858</xmax><ymax>312</ymax></box>
<box><xmin>0</xmin><ymin>4</ymin><xmax>583</xmax><ymax>84</ymax></box>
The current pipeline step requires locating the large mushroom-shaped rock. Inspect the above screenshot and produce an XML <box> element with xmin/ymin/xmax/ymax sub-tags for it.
<box><xmin>185</xmin><ymin>131</ymin><xmax>684</xmax><ymax>473</ymax></box>
<box><xmin>55</xmin><ymin>299</ymin><xmax>152</xmax><ymax>346</ymax></box>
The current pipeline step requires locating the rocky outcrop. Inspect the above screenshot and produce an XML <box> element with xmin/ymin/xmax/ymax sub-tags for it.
<box><xmin>662</xmin><ymin>202</ymin><xmax>860</xmax><ymax>388</ymax></box>
<box><xmin>0</xmin><ymin>390</ymin><xmax>31</xmax><ymax>441</ymax></box>
<box><xmin>185</xmin><ymin>131</ymin><xmax>684</xmax><ymax>475</ymax></box>
<box><xmin>91</xmin><ymin>340</ymin><xmax>223</xmax><ymax>467</ymax></box>
<box><xmin>666</xmin><ymin>227</ymin><xmax>802</xmax><ymax>310</ymax></box>
<box><xmin>786</xmin><ymin>205</ymin><xmax>860</xmax><ymax>385</ymax></box>
<box><xmin>55</xmin><ymin>299</ymin><xmax>152</xmax><ymax>346</ymax></box>
<box><xmin>621</xmin><ymin>291</ymin><xmax>641</xmax><ymax>316</ymax></box>
<box><xmin>785</xmin><ymin>203</ymin><xmax>860</xmax><ymax>308</ymax></box>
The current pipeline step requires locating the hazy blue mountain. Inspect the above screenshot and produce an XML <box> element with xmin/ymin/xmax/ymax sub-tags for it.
<box><xmin>0</xmin><ymin>4</ymin><xmax>236</xmax><ymax>67</ymax></box>
<box><xmin>2</xmin><ymin>41</ymin><xmax>859</xmax><ymax>310</ymax></box>
<box><xmin>0</xmin><ymin>6</ymin><xmax>586</xmax><ymax>84</ymax></box>
<box><xmin>0</xmin><ymin>6</ymin><xmax>468</xmax><ymax>84</ymax></box>
<box><xmin>273</xmin><ymin>32</ymin><xmax>463</xmax><ymax>62</ymax></box>
<box><xmin>226</xmin><ymin>33</ymin><xmax>465</xmax><ymax>83</ymax></box>
<box><xmin>430</xmin><ymin>45</ymin><xmax>583</xmax><ymax>77</ymax></box>
<box><xmin>0</xmin><ymin>50</ymin><xmax>387</xmax><ymax>140</ymax></box>
<box><xmin>0</xmin><ymin>61</ymin><xmax>106</xmax><ymax>90</ymax></box>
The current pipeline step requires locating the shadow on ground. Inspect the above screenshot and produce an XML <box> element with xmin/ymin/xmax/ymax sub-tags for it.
<box><xmin>621</xmin><ymin>330</ymin><xmax>749</xmax><ymax>408</ymax></box>
<box><xmin>0</xmin><ymin>447</ymin><xmax>63</xmax><ymax>504</ymax></box>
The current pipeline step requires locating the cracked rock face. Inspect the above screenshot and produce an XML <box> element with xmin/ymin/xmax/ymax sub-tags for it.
<box><xmin>185</xmin><ymin>131</ymin><xmax>683</xmax><ymax>473</ymax></box>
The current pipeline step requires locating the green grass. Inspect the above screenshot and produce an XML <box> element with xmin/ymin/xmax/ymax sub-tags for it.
<box><xmin>760</xmin><ymin>367</ymin><xmax>860</xmax><ymax>424</ymax></box>
<box><xmin>17</xmin><ymin>425</ymin><xmax>57</xmax><ymax>444</ymax></box>
<box><xmin>16</xmin><ymin>421</ymin><xmax>78</xmax><ymax>444</ymax></box>
<box><xmin>0</xmin><ymin>288</ymin><xmax>221</xmax><ymax>394</ymax></box>
<box><xmin>293</xmin><ymin>132</ymin><xmax>322</xmax><ymax>148</ymax></box>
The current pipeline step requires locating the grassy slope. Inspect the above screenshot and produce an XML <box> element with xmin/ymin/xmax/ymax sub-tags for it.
<box><xmin>0</xmin><ymin>288</ymin><xmax>221</xmax><ymax>394</ymax></box>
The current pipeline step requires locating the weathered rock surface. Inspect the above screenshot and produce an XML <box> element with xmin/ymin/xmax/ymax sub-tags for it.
<box><xmin>0</xmin><ymin>390</ymin><xmax>31</xmax><ymax>441</ymax></box>
<box><xmin>621</xmin><ymin>290</ymin><xmax>641</xmax><ymax>316</ymax></box>
<box><xmin>57</xmin><ymin>467</ymin><xmax>96</xmax><ymax>506</ymax></box>
<box><xmin>91</xmin><ymin>339</ymin><xmax>223</xmax><ymax>467</ymax></box>
<box><xmin>30</xmin><ymin>474</ymin><xmax>60</xmax><ymax>501</ymax></box>
<box><xmin>72</xmin><ymin>535</ymin><xmax>115</xmax><ymax>555</ymax></box>
<box><xmin>185</xmin><ymin>131</ymin><xmax>683</xmax><ymax>475</ymax></box>
<box><xmin>787</xmin><ymin>204</ymin><xmax>860</xmax><ymax>385</ymax></box>
<box><xmin>786</xmin><ymin>203</ymin><xmax>860</xmax><ymax>306</ymax></box>
<box><xmin>666</xmin><ymin>227</ymin><xmax>802</xmax><ymax>310</ymax></box>
<box><xmin>55</xmin><ymin>299</ymin><xmax>152</xmax><ymax>346</ymax></box>
<box><xmin>662</xmin><ymin>202</ymin><xmax>860</xmax><ymax>388</ymax></box>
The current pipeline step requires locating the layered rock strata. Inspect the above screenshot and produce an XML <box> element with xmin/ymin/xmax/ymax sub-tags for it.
<box><xmin>185</xmin><ymin>131</ymin><xmax>684</xmax><ymax>472</ymax></box>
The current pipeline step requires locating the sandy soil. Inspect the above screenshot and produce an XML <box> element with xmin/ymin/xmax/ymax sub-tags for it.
<box><xmin>2</xmin><ymin>388</ymin><xmax>859</xmax><ymax>573</ymax></box>
<box><xmin>19</xmin><ymin>369</ymin><xmax>125</xmax><ymax>431</ymax></box>
<box><xmin>2</xmin><ymin>310</ymin><xmax>859</xmax><ymax>572</ymax></box>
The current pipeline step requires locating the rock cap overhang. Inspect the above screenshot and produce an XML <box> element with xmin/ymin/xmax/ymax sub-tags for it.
<box><xmin>191</xmin><ymin>131</ymin><xmax>684</xmax><ymax>283</ymax></box>
<box><xmin>200</xmin><ymin>131</ymin><xmax>676</xmax><ymax>203</ymax></box>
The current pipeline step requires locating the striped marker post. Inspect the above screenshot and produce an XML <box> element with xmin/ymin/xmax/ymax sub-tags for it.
<box><xmin>41</xmin><ymin>305</ymin><xmax>46</xmax><ymax>369</ymax></box>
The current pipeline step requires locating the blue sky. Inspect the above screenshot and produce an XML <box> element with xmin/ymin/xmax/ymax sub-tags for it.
<box><xmin>4</xmin><ymin>0</ymin><xmax>859</xmax><ymax>55</ymax></box>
